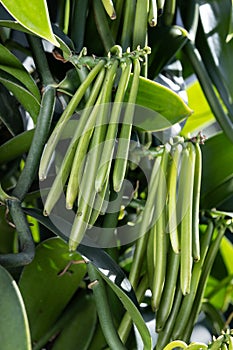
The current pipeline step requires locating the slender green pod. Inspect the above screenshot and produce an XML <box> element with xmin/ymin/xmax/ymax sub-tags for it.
<box><xmin>43</xmin><ymin>67</ymin><xmax>106</xmax><ymax>215</ymax></box>
<box><xmin>156</xmin><ymin>247</ymin><xmax>180</xmax><ymax>332</ymax></box>
<box><xmin>152</xmin><ymin>143</ymin><xmax>170</xmax><ymax>311</ymax></box>
<box><xmin>147</xmin><ymin>225</ymin><xmax>156</xmax><ymax>291</ymax></box>
<box><xmin>128</xmin><ymin>154</ymin><xmax>161</xmax><ymax>290</ymax></box>
<box><xmin>68</xmin><ymin>61</ymin><xmax>119</xmax><ymax>250</ymax></box>
<box><xmin>155</xmin><ymin>287</ymin><xmax>183</xmax><ymax>350</ymax></box>
<box><xmin>120</xmin><ymin>0</ymin><xmax>136</xmax><ymax>50</ymax></box>
<box><xmin>113</xmin><ymin>58</ymin><xmax>141</xmax><ymax>192</ymax></box>
<box><xmin>88</xmin><ymin>181</ymin><xmax>109</xmax><ymax>227</ymax></box>
<box><xmin>171</xmin><ymin>221</ymin><xmax>214</xmax><ymax>340</ymax></box>
<box><xmin>66</xmin><ymin>61</ymin><xmax>118</xmax><ymax>209</ymax></box>
<box><xmin>167</xmin><ymin>143</ymin><xmax>182</xmax><ymax>254</ymax></box>
<box><xmin>110</xmin><ymin>0</ymin><xmax>124</xmax><ymax>41</ymax></box>
<box><xmin>93</xmin><ymin>0</ymin><xmax>115</xmax><ymax>52</ymax></box>
<box><xmin>95</xmin><ymin>60</ymin><xmax>132</xmax><ymax>192</ymax></box>
<box><xmin>87</xmin><ymin>263</ymin><xmax>127</xmax><ymax>350</ymax></box>
<box><xmin>140</xmin><ymin>155</ymin><xmax>162</xmax><ymax>236</ymax></box>
<box><xmin>157</xmin><ymin>0</ymin><xmax>165</xmax><ymax>15</ymax></box>
<box><xmin>133</xmin><ymin>0</ymin><xmax>149</xmax><ymax>49</ymax></box>
<box><xmin>148</xmin><ymin>0</ymin><xmax>158</xmax><ymax>27</ymax></box>
<box><xmin>192</xmin><ymin>142</ymin><xmax>202</xmax><ymax>261</ymax></box>
<box><xmin>163</xmin><ymin>0</ymin><xmax>177</xmax><ymax>26</ymax></box>
<box><xmin>39</xmin><ymin>59</ymin><xmax>106</xmax><ymax>180</ymax></box>
<box><xmin>65</xmin><ymin>94</ymin><xmax>103</xmax><ymax>209</ymax></box>
<box><xmin>101</xmin><ymin>0</ymin><xmax>116</xmax><ymax>19</ymax></box>
<box><xmin>179</xmin><ymin>142</ymin><xmax>196</xmax><ymax>295</ymax></box>
<box><xmin>70</xmin><ymin>0</ymin><xmax>89</xmax><ymax>52</ymax></box>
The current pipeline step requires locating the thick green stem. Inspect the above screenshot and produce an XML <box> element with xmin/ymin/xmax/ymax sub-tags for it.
<box><xmin>12</xmin><ymin>86</ymin><xmax>56</xmax><ymax>201</ymax></box>
<box><xmin>26</xmin><ymin>35</ymin><xmax>54</xmax><ymax>86</ymax></box>
<box><xmin>0</xmin><ymin>199</ymin><xmax>34</xmax><ymax>267</ymax></box>
<box><xmin>12</xmin><ymin>36</ymin><xmax>56</xmax><ymax>201</ymax></box>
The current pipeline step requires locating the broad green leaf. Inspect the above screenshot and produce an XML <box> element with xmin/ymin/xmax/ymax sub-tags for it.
<box><xmin>100</xmin><ymin>270</ymin><xmax>152</xmax><ymax>350</ymax></box>
<box><xmin>0</xmin><ymin>43</ymin><xmax>40</xmax><ymax>100</ymax></box>
<box><xmin>19</xmin><ymin>237</ymin><xmax>86</xmax><ymax>342</ymax></box>
<box><xmin>148</xmin><ymin>25</ymin><xmax>188</xmax><ymax>79</ymax></box>
<box><xmin>0</xmin><ymin>20</ymin><xmax>73</xmax><ymax>58</ymax></box>
<box><xmin>0</xmin><ymin>129</ymin><xmax>34</xmax><ymax>165</ymax></box>
<box><xmin>0</xmin><ymin>0</ymin><xmax>59</xmax><ymax>46</ymax></box>
<box><xmin>0</xmin><ymin>70</ymin><xmax>40</xmax><ymax>122</ymax></box>
<box><xmin>205</xmin><ymin>275</ymin><xmax>233</xmax><ymax>312</ymax></box>
<box><xmin>201</xmin><ymin>132</ymin><xmax>233</xmax><ymax>208</ymax></box>
<box><xmin>0</xmin><ymin>265</ymin><xmax>31</xmax><ymax>350</ymax></box>
<box><xmin>0</xmin><ymin>83</ymin><xmax>23</xmax><ymax>135</ymax></box>
<box><xmin>52</xmin><ymin>295</ymin><xmax>97</xmax><ymax>350</ymax></box>
<box><xmin>197</xmin><ymin>0</ymin><xmax>233</xmax><ymax>119</ymax></box>
<box><xmin>126</xmin><ymin>76</ymin><xmax>193</xmax><ymax>132</ymax></box>
<box><xmin>181</xmin><ymin>79</ymin><xmax>216</xmax><ymax>137</ymax></box>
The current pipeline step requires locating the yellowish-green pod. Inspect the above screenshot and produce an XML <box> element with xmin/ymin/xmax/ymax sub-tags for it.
<box><xmin>148</xmin><ymin>0</ymin><xmax>158</xmax><ymax>26</ymax></box>
<box><xmin>167</xmin><ymin>142</ymin><xmax>183</xmax><ymax>254</ymax></box>
<box><xmin>155</xmin><ymin>247</ymin><xmax>180</xmax><ymax>332</ymax></box>
<box><xmin>39</xmin><ymin>60</ymin><xmax>105</xmax><ymax>180</ymax></box>
<box><xmin>43</xmin><ymin>67</ymin><xmax>106</xmax><ymax>216</ymax></box>
<box><xmin>179</xmin><ymin>142</ymin><xmax>196</xmax><ymax>295</ymax></box>
<box><xmin>88</xmin><ymin>181</ymin><xmax>110</xmax><ymax>227</ymax></box>
<box><xmin>95</xmin><ymin>60</ymin><xmax>132</xmax><ymax>193</ymax></box>
<box><xmin>113</xmin><ymin>58</ymin><xmax>141</xmax><ymax>192</ymax></box>
<box><xmin>66</xmin><ymin>60</ymin><xmax>118</xmax><ymax>210</ymax></box>
<box><xmin>69</xmin><ymin>60</ymin><xmax>119</xmax><ymax>251</ymax></box>
<box><xmin>146</xmin><ymin>224</ymin><xmax>156</xmax><ymax>291</ymax></box>
<box><xmin>192</xmin><ymin>142</ymin><xmax>202</xmax><ymax>262</ymax></box>
<box><xmin>101</xmin><ymin>0</ymin><xmax>116</xmax><ymax>19</ymax></box>
<box><xmin>152</xmin><ymin>143</ymin><xmax>170</xmax><ymax>311</ymax></box>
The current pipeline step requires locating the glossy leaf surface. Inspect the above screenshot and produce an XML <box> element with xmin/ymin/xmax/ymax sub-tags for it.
<box><xmin>0</xmin><ymin>0</ymin><xmax>59</xmax><ymax>46</ymax></box>
<box><xmin>126</xmin><ymin>75</ymin><xmax>193</xmax><ymax>132</ymax></box>
<box><xmin>0</xmin><ymin>265</ymin><xmax>31</xmax><ymax>350</ymax></box>
<box><xmin>201</xmin><ymin>132</ymin><xmax>233</xmax><ymax>208</ymax></box>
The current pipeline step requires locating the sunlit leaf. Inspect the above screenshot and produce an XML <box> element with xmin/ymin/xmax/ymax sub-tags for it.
<box><xmin>126</xmin><ymin>75</ymin><xmax>193</xmax><ymax>132</ymax></box>
<box><xmin>181</xmin><ymin>78</ymin><xmax>216</xmax><ymax>137</ymax></box>
<box><xmin>0</xmin><ymin>0</ymin><xmax>59</xmax><ymax>46</ymax></box>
